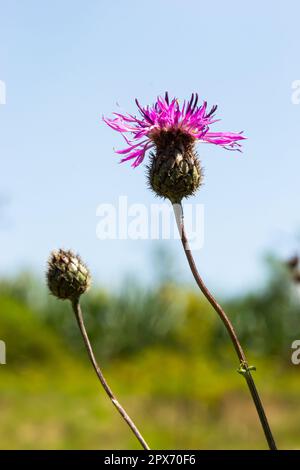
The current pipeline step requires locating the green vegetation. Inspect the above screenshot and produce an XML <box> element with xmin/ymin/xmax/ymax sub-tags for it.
<box><xmin>0</xmin><ymin>258</ymin><xmax>299</xmax><ymax>449</ymax></box>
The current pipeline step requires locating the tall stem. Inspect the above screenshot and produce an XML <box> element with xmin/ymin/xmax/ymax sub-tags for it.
<box><xmin>71</xmin><ymin>299</ymin><xmax>150</xmax><ymax>450</ymax></box>
<box><xmin>173</xmin><ymin>202</ymin><xmax>277</xmax><ymax>451</ymax></box>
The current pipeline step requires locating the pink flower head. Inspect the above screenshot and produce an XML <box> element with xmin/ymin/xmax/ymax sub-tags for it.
<box><xmin>103</xmin><ymin>92</ymin><xmax>246</xmax><ymax>168</ymax></box>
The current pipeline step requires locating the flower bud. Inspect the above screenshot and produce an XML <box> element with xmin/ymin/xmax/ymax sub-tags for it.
<box><xmin>293</xmin><ymin>272</ymin><xmax>300</xmax><ymax>284</ymax></box>
<box><xmin>287</xmin><ymin>255</ymin><xmax>299</xmax><ymax>271</ymax></box>
<box><xmin>147</xmin><ymin>130</ymin><xmax>202</xmax><ymax>203</ymax></box>
<box><xmin>47</xmin><ymin>249</ymin><xmax>91</xmax><ymax>301</ymax></box>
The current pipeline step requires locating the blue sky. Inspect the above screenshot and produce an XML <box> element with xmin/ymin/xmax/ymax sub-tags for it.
<box><xmin>0</xmin><ymin>0</ymin><xmax>299</xmax><ymax>294</ymax></box>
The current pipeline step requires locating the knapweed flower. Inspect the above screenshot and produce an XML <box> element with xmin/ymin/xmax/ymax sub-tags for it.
<box><xmin>47</xmin><ymin>249</ymin><xmax>91</xmax><ymax>301</ymax></box>
<box><xmin>104</xmin><ymin>93</ymin><xmax>245</xmax><ymax>202</ymax></box>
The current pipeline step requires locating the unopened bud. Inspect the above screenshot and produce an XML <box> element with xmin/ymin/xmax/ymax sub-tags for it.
<box><xmin>47</xmin><ymin>249</ymin><xmax>91</xmax><ymax>301</ymax></box>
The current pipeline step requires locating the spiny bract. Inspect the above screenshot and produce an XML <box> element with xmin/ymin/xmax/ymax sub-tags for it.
<box><xmin>47</xmin><ymin>249</ymin><xmax>91</xmax><ymax>301</ymax></box>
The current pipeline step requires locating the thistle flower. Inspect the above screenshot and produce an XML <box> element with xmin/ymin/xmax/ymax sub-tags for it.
<box><xmin>103</xmin><ymin>92</ymin><xmax>246</xmax><ymax>202</ymax></box>
<box><xmin>46</xmin><ymin>250</ymin><xmax>150</xmax><ymax>449</ymax></box>
<box><xmin>47</xmin><ymin>249</ymin><xmax>91</xmax><ymax>301</ymax></box>
<box><xmin>103</xmin><ymin>94</ymin><xmax>277</xmax><ymax>449</ymax></box>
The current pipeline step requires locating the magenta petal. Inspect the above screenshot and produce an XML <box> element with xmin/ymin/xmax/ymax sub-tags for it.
<box><xmin>120</xmin><ymin>149</ymin><xmax>144</xmax><ymax>163</ymax></box>
<box><xmin>203</xmin><ymin>131</ymin><xmax>246</xmax><ymax>146</ymax></box>
<box><xmin>103</xmin><ymin>93</ymin><xmax>246</xmax><ymax>168</ymax></box>
<box><xmin>116</xmin><ymin>140</ymin><xmax>148</xmax><ymax>155</ymax></box>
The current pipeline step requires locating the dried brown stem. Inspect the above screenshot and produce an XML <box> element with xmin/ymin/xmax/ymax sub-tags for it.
<box><xmin>71</xmin><ymin>299</ymin><xmax>150</xmax><ymax>450</ymax></box>
<box><xmin>173</xmin><ymin>202</ymin><xmax>277</xmax><ymax>451</ymax></box>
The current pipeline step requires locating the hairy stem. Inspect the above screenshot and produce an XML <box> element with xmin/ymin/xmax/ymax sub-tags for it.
<box><xmin>71</xmin><ymin>299</ymin><xmax>150</xmax><ymax>450</ymax></box>
<box><xmin>173</xmin><ymin>202</ymin><xmax>277</xmax><ymax>451</ymax></box>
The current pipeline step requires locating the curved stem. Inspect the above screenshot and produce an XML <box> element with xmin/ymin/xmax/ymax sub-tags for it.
<box><xmin>71</xmin><ymin>299</ymin><xmax>150</xmax><ymax>450</ymax></box>
<box><xmin>173</xmin><ymin>202</ymin><xmax>277</xmax><ymax>451</ymax></box>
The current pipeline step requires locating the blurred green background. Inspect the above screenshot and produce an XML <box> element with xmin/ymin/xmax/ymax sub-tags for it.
<box><xmin>0</xmin><ymin>253</ymin><xmax>299</xmax><ymax>450</ymax></box>
<box><xmin>1</xmin><ymin>0</ymin><xmax>300</xmax><ymax>452</ymax></box>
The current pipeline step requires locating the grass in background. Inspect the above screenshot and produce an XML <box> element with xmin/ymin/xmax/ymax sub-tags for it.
<box><xmin>0</xmin><ymin>256</ymin><xmax>299</xmax><ymax>449</ymax></box>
